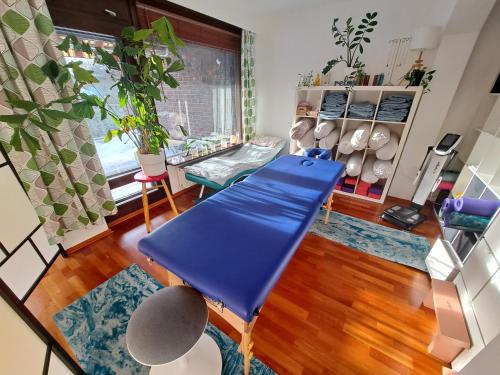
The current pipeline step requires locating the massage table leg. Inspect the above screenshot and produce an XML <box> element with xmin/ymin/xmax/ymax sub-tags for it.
<box><xmin>198</xmin><ymin>185</ymin><xmax>205</xmax><ymax>199</ymax></box>
<box><xmin>324</xmin><ymin>192</ymin><xmax>334</xmax><ymax>224</ymax></box>
<box><xmin>161</xmin><ymin>179</ymin><xmax>179</xmax><ymax>216</ymax></box>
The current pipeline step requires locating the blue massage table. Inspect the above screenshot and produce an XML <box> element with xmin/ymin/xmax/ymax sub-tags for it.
<box><xmin>138</xmin><ymin>155</ymin><xmax>344</xmax><ymax>374</ymax></box>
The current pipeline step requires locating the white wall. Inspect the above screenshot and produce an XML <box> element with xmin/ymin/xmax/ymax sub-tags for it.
<box><xmin>255</xmin><ymin>0</ymin><xmax>497</xmax><ymax>200</ymax></box>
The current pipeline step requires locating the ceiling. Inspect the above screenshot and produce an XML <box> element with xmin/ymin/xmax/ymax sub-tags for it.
<box><xmin>245</xmin><ymin>0</ymin><xmax>348</xmax><ymax>15</ymax></box>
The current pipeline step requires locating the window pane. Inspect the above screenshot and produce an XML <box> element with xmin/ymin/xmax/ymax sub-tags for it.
<box><xmin>155</xmin><ymin>41</ymin><xmax>241</xmax><ymax>146</ymax></box>
<box><xmin>55</xmin><ymin>30</ymin><xmax>139</xmax><ymax>177</ymax></box>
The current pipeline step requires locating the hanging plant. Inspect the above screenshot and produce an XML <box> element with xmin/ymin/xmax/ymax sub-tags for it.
<box><xmin>322</xmin><ymin>12</ymin><xmax>378</xmax><ymax>77</ymax></box>
<box><xmin>404</xmin><ymin>67</ymin><xmax>436</xmax><ymax>93</ymax></box>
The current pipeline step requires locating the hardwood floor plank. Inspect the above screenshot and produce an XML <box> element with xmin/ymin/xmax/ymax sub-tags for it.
<box><xmin>25</xmin><ymin>191</ymin><xmax>447</xmax><ymax>374</ymax></box>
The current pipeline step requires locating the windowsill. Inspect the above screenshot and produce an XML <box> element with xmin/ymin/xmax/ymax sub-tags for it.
<box><xmin>166</xmin><ymin>142</ymin><xmax>243</xmax><ymax>168</ymax></box>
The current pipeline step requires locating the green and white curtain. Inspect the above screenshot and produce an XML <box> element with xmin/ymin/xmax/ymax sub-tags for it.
<box><xmin>0</xmin><ymin>0</ymin><xmax>116</xmax><ymax>244</ymax></box>
<box><xmin>241</xmin><ymin>30</ymin><xmax>256</xmax><ymax>142</ymax></box>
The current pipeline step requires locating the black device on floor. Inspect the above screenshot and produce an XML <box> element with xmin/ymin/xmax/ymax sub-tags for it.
<box><xmin>381</xmin><ymin>205</ymin><xmax>427</xmax><ymax>230</ymax></box>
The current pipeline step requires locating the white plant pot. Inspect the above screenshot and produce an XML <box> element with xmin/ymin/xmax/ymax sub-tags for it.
<box><xmin>135</xmin><ymin>151</ymin><xmax>166</xmax><ymax>177</ymax></box>
<box><xmin>344</xmin><ymin>67</ymin><xmax>356</xmax><ymax>79</ymax></box>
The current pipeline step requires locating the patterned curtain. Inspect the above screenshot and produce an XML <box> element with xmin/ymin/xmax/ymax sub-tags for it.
<box><xmin>0</xmin><ymin>0</ymin><xmax>117</xmax><ymax>244</ymax></box>
<box><xmin>241</xmin><ymin>30</ymin><xmax>256</xmax><ymax>142</ymax></box>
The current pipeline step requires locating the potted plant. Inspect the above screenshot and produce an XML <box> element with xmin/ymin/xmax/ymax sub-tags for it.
<box><xmin>404</xmin><ymin>67</ymin><xmax>436</xmax><ymax>93</ymax></box>
<box><xmin>0</xmin><ymin>17</ymin><xmax>186</xmax><ymax>177</ymax></box>
<box><xmin>322</xmin><ymin>12</ymin><xmax>378</xmax><ymax>81</ymax></box>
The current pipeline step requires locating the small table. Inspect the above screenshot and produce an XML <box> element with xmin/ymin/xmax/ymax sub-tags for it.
<box><xmin>134</xmin><ymin>171</ymin><xmax>179</xmax><ymax>233</ymax></box>
<box><xmin>126</xmin><ymin>286</ymin><xmax>222</xmax><ymax>374</ymax></box>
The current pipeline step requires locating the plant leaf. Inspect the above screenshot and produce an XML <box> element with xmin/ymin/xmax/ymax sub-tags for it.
<box><xmin>10</xmin><ymin>128</ymin><xmax>22</xmax><ymax>151</ymax></box>
<box><xmin>369</xmin><ymin>21</ymin><xmax>378</xmax><ymax>26</ymax></box>
<box><xmin>51</xmin><ymin>95</ymin><xmax>78</xmax><ymax>104</ymax></box>
<box><xmin>363</xmin><ymin>37</ymin><xmax>370</xmax><ymax>43</ymax></box>
<box><xmin>30</xmin><ymin>117</ymin><xmax>59</xmax><ymax>133</ymax></box>
<box><xmin>20</xmin><ymin>128</ymin><xmax>40</xmax><ymax>155</ymax></box>
<box><xmin>41</xmin><ymin>60</ymin><xmax>60</xmax><ymax>81</ymax></box>
<box><xmin>70</xmin><ymin>63</ymin><xmax>98</xmax><ymax>84</ymax></box>
<box><xmin>7</xmin><ymin>99</ymin><xmax>37</xmax><ymax>111</ymax></box>
<box><xmin>359</xmin><ymin>44</ymin><xmax>364</xmax><ymax>53</ymax></box>
<box><xmin>121</xmin><ymin>26</ymin><xmax>135</xmax><ymax>40</ymax></box>
<box><xmin>95</xmin><ymin>47</ymin><xmax>120</xmax><ymax>70</ymax></box>
<box><xmin>121</xmin><ymin>62</ymin><xmax>138</xmax><ymax>75</ymax></box>
<box><xmin>104</xmin><ymin>129</ymin><xmax>113</xmax><ymax>142</ymax></box>
<box><xmin>145</xmin><ymin>85</ymin><xmax>161</xmax><ymax>101</ymax></box>
<box><xmin>166</xmin><ymin>60</ymin><xmax>184</xmax><ymax>73</ymax></box>
<box><xmin>133</xmin><ymin>28</ymin><xmax>154</xmax><ymax>41</ymax></box>
<box><xmin>41</xmin><ymin>108</ymin><xmax>80</xmax><ymax>121</ymax></box>
<box><xmin>57</xmin><ymin>35</ymin><xmax>71</xmax><ymax>52</ymax></box>
<box><xmin>0</xmin><ymin>114</ymin><xmax>28</xmax><ymax>124</ymax></box>
<box><xmin>72</xmin><ymin>101</ymin><xmax>95</xmax><ymax>119</ymax></box>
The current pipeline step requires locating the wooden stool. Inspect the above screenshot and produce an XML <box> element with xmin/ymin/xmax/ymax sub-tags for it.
<box><xmin>134</xmin><ymin>171</ymin><xmax>179</xmax><ymax>233</ymax></box>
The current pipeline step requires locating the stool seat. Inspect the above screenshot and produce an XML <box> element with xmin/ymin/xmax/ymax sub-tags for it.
<box><xmin>134</xmin><ymin>171</ymin><xmax>169</xmax><ymax>183</ymax></box>
<box><xmin>126</xmin><ymin>286</ymin><xmax>208</xmax><ymax>366</ymax></box>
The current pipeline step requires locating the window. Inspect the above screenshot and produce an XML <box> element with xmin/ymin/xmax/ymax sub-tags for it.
<box><xmin>55</xmin><ymin>30</ymin><xmax>141</xmax><ymax>202</ymax></box>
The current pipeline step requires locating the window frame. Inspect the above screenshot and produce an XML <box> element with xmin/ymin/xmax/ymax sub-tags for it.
<box><xmin>47</xmin><ymin>0</ymin><xmax>243</xmax><ymax>222</ymax></box>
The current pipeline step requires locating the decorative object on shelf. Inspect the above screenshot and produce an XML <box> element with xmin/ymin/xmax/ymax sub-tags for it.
<box><xmin>298</xmin><ymin>71</ymin><xmax>314</xmax><ymax>87</ymax></box>
<box><xmin>307</xmin><ymin>110</ymin><xmax>319</xmax><ymax>117</ymax></box>
<box><xmin>296</xmin><ymin>100</ymin><xmax>312</xmax><ymax>115</ymax></box>
<box><xmin>322</xmin><ymin>12</ymin><xmax>379</xmax><ymax>81</ymax></box>
<box><xmin>314</xmin><ymin>73</ymin><xmax>321</xmax><ymax>86</ymax></box>
<box><xmin>404</xmin><ymin>67</ymin><xmax>436</xmax><ymax>93</ymax></box>
<box><xmin>403</xmin><ymin>26</ymin><xmax>441</xmax><ymax>93</ymax></box>
<box><xmin>384</xmin><ymin>37</ymin><xmax>411</xmax><ymax>85</ymax></box>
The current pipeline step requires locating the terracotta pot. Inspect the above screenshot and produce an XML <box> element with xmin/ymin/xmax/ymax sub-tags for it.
<box><xmin>135</xmin><ymin>151</ymin><xmax>166</xmax><ymax>176</ymax></box>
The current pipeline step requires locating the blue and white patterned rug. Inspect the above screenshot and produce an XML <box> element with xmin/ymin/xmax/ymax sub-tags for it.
<box><xmin>310</xmin><ymin>211</ymin><xmax>431</xmax><ymax>271</ymax></box>
<box><xmin>53</xmin><ymin>264</ymin><xmax>275</xmax><ymax>375</ymax></box>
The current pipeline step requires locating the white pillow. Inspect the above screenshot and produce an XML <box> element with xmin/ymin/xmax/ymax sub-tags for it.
<box><xmin>373</xmin><ymin>159</ymin><xmax>393</xmax><ymax>179</ymax></box>
<box><xmin>346</xmin><ymin>151</ymin><xmax>363</xmax><ymax>177</ymax></box>
<box><xmin>368</xmin><ymin>124</ymin><xmax>390</xmax><ymax>150</ymax></box>
<box><xmin>297</xmin><ymin>127</ymin><xmax>315</xmax><ymax>149</ymax></box>
<box><xmin>337</xmin><ymin>154</ymin><xmax>349</xmax><ymax>177</ymax></box>
<box><xmin>338</xmin><ymin>130</ymin><xmax>355</xmax><ymax>154</ymax></box>
<box><xmin>314</xmin><ymin>120</ymin><xmax>336</xmax><ymax>139</ymax></box>
<box><xmin>361</xmin><ymin>156</ymin><xmax>379</xmax><ymax>184</ymax></box>
<box><xmin>290</xmin><ymin>118</ymin><xmax>314</xmax><ymax>140</ymax></box>
<box><xmin>319</xmin><ymin>128</ymin><xmax>340</xmax><ymax>149</ymax></box>
<box><xmin>350</xmin><ymin>122</ymin><xmax>371</xmax><ymax>151</ymax></box>
<box><xmin>376</xmin><ymin>133</ymin><xmax>399</xmax><ymax>160</ymax></box>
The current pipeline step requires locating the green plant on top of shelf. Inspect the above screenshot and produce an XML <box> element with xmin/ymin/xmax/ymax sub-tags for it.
<box><xmin>404</xmin><ymin>67</ymin><xmax>436</xmax><ymax>94</ymax></box>
<box><xmin>322</xmin><ymin>12</ymin><xmax>379</xmax><ymax>79</ymax></box>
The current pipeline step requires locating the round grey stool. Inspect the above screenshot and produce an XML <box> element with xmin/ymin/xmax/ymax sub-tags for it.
<box><xmin>126</xmin><ymin>286</ymin><xmax>222</xmax><ymax>374</ymax></box>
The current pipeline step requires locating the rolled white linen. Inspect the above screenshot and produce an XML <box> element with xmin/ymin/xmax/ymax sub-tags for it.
<box><xmin>338</xmin><ymin>130</ymin><xmax>355</xmax><ymax>154</ymax></box>
<box><xmin>373</xmin><ymin>159</ymin><xmax>393</xmax><ymax>179</ymax></box>
<box><xmin>368</xmin><ymin>124</ymin><xmax>390</xmax><ymax>150</ymax></box>
<box><xmin>319</xmin><ymin>128</ymin><xmax>340</xmax><ymax>149</ymax></box>
<box><xmin>346</xmin><ymin>151</ymin><xmax>364</xmax><ymax>177</ymax></box>
<box><xmin>314</xmin><ymin>120</ymin><xmax>336</xmax><ymax>139</ymax></box>
<box><xmin>375</xmin><ymin>133</ymin><xmax>399</xmax><ymax>160</ymax></box>
<box><xmin>297</xmin><ymin>127</ymin><xmax>315</xmax><ymax>149</ymax></box>
<box><xmin>350</xmin><ymin>122</ymin><xmax>371</xmax><ymax>151</ymax></box>
<box><xmin>337</xmin><ymin>154</ymin><xmax>349</xmax><ymax>177</ymax></box>
<box><xmin>290</xmin><ymin>118</ymin><xmax>315</xmax><ymax>140</ymax></box>
<box><xmin>361</xmin><ymin>155</ymin><xmax>379</xmax><ymax>184</ymax></box>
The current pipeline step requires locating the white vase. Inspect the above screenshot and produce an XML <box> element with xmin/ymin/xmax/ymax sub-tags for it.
<box><xmin>135</xmin><ymin>151</ymin><xmax>166</xmax><ymax>177</ymax></box>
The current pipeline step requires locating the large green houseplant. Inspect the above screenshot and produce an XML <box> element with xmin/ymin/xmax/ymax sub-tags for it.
<box><xmin>0</xmin><ymin>17</ymin><xmax>185</xmax><ymax>176</ymax></box>
<box><xmin>322</xmin><ymin>12</ymin><xmax>378</xmax><ymax>81</ymax></box>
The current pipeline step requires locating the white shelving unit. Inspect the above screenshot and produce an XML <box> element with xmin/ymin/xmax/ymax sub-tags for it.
<box><xmin>291</xmin><ymin>85</ymin><xmax>423</xmax><ymax>203</ymax></box>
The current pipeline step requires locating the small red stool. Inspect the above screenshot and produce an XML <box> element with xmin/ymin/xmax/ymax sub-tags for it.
<box><xmin>134</xmin><ymin>171</ymin><xmax>179</xmax><ymax>233</ymax></box>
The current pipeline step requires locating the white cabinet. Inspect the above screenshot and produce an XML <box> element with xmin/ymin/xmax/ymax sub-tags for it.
<box><xmin>461</xmin><ymin>239</ymin><xmax>499</xmax><ymax>299</ymax></box>
<box><xmin>472</xmin><ymin>270</ymin><xmax>500</xmax><ymax>345</ymax></box>
<box><xmin>484</xmin><ymin>213</ymin><xmax>500</xmax><ymax>264</ymax></box>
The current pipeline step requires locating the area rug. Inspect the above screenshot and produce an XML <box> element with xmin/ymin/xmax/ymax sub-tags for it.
<box><xmin>310</xmin><ymin>210</ymin><xmax>431</xmax><ymax>271</ymax></box>
<box><xmin>53</xmin><ymin>264</ymin><xmax>275</xmax><ymax>375</ymax></box>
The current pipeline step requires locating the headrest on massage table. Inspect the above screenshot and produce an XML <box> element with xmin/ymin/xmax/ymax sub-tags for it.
<box><xmin>138</xmin><ymin>155</ymin><xmax>345</xmax><ymax>322</ymax></box>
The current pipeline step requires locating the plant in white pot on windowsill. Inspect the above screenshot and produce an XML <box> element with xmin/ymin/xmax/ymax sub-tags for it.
<box><xmin>0</xmin><ymin>17</ymin><xmax>186</xmax><ymax>177</ymax></box>
<box><xmin>322</xmin><ymin>12</ymin><xmax>378</xmax><ymax>83</ymax></box>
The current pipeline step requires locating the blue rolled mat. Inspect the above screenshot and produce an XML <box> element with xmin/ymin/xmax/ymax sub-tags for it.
<box><xmin>443</xmin><ymin>211</ymin><xmax>491</xmax><ymax>232</ymax></box>
<box><xmin>454</xmin><ymin>197</ymin><xmax>500</xmax><ymax>218</ymax></box>
<box><xmin>442</xmin><ymin>198</ymin><xmax>456</xmax><ymax>214</ymax></box>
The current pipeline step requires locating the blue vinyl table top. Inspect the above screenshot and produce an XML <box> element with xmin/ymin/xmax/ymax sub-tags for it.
<box><xmin>138</xmin><ymin>155</ymin><xmax>345</xmax><ymax>321</ymax></box>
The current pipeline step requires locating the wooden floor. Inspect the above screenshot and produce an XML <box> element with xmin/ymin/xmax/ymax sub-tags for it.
<box><xmin>26</xmin><ymin>189</ymin><xmax>447</xmax><ymax>374</ymax></box>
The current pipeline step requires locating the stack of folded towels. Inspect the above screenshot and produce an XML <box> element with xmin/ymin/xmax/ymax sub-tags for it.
<box><xmin>319</xmin><ymin>92</ymin><xmax>347</xmax><ymax>120</ymax></box>
<box><xmin>376</xmin><ymin>95</ymin><xmax>413</xmax><ymax>122</ymax></box>
<box><xmin>348</xmin><ymin>101</ymin><xmax>376</xmax><ymax>119</ymax></box>
<box><xmin>440</xmin><ymin>197</ymin><xmax>500</xmax><ymax>232</ymax></box>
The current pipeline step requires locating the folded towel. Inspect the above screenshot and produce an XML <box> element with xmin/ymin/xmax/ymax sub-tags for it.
<box><xmin>315</xmin><ymin>120</ymin><xmax>336</xmax><ymax>139</ymax></box>
<box><xmin>443</xmin><ymin>211</ymin><xmax>491</xmax><ymax>233</ymax></box>
<box><xmin>348</xmin><ymin>101</ymin><xmax>376</xmax><ymax>119</ymax></box>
